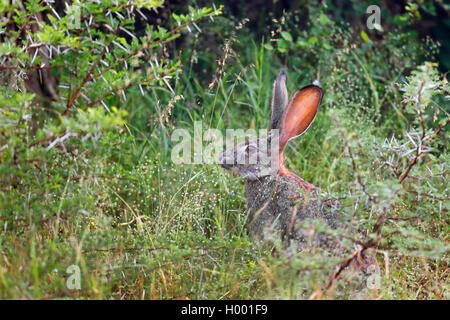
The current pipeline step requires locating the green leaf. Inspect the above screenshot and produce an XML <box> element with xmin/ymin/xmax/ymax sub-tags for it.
<box><xmin>307</xmin><ymin>36</ymin><xmax>318</xmax><ymax>44</ymax></box>
<box><xmin>281</xmin><ymin>31</ymin><xmax>293</xmax><ymax>42</ymax></box>
<box><xmin>263</xmin><ymin>43</ymin><xmax>274</xmax><ymax>50</ymax></box>
<box><xmin>322</xmin><ymin>42</ymin><xmax>332</xmax><ymax>50</ymax></box>
<box><xmin>360</xmin><ymin>30</ymin><xmax>370</xmax><ymax>42</ymax></box>
<box><xmin>319</xmin><ymin>13</ymin><xmax>331</xmax><ymax>25</ymax></box>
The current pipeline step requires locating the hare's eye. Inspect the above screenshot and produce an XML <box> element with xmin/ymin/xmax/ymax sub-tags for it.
<box><xmin>245</xmin><ymin>145</ymin><xmax>256</xmax><ymax>154</ymax></box>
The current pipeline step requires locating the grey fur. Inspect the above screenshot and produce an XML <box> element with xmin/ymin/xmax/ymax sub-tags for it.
<box><xmin>246</xmin><ymin>175</ymin><xmax>343</xmax><ymax>252</ymax></box>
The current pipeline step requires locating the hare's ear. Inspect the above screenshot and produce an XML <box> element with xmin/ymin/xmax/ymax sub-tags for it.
<box><xmin>279</xmin><ymin>85</ymin><xmax>322</xmax><ymax>151</ymax></box>
<box><xmin>270</xmin><ymin>70</ymin><xmax>289</xmax><ymax>130</ymax></box>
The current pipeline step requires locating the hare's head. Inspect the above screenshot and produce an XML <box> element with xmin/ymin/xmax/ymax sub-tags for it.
<box><xmin>219</xmin><ymin>70</ymin><xmax>323</xmax><ymax>181</ymax></box>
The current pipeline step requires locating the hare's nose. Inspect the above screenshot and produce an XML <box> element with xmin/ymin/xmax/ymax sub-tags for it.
<box><xmin>220</xmin><ymin>162</ymin><xmax>233</xmax><ymax>169</ymax></box>
<box><xmin>218</xmin><ymin>153</ymin><xmax>233</xmax><ymax>169</ymax></box>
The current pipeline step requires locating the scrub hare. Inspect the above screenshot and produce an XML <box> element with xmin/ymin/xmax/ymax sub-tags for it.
<box><xmin>219</xmin><ymin>70</ymin><xmax>346</xmax><ymax>252</ymax></box>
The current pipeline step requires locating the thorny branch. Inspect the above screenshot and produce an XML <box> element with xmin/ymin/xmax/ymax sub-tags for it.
<box><xmin>399</xmin><ymin>117</ymin><xmax>449</xmax><ymax>183</ymax></box>
<box><xmin>322</xmin><ymin>112</ymin><xmax>448</xmax><ymax>296</ymax></box>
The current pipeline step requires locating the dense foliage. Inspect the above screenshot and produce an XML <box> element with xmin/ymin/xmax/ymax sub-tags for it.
<box><xmin>0</xmin><ymin>0</ymin><xmax>448</xmax><ymax>299</ymax></box>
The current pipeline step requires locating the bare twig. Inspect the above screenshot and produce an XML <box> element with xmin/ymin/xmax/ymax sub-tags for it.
<box><xmin>406</xmin><ymin>190</ymin><xmax>450</xmax><ymax>201</ymax></box>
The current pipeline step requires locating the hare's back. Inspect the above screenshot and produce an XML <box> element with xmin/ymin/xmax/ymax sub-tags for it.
<box><xmin>245</xmin><ymin>175</ymin><xmax>342</xmax><ymax>251</ymax></box>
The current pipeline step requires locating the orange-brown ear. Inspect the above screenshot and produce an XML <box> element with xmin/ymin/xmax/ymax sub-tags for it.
<box><xmin>279</xmin><ymin>85</ymin><xmax>322</xmax><ymax>151</ymax></box>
